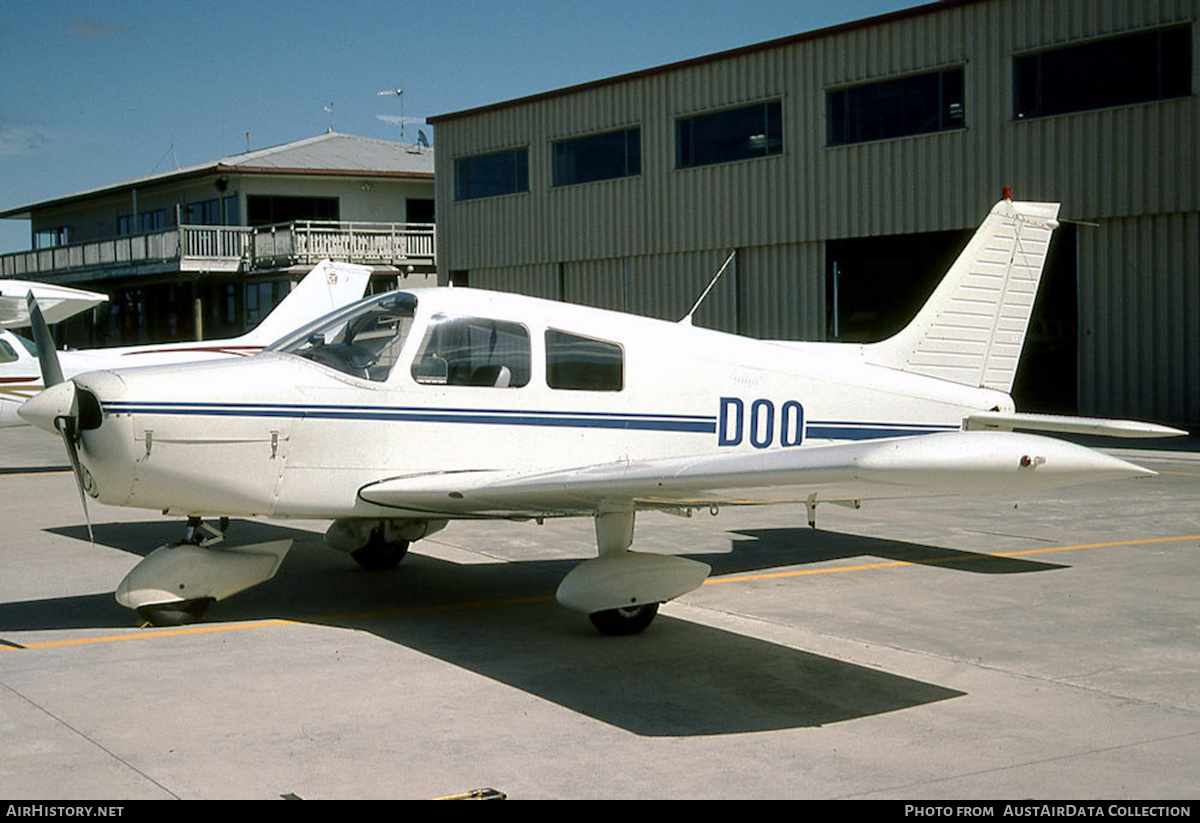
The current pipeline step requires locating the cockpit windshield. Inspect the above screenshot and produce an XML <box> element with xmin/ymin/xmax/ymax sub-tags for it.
<box><xmin>269</xmin><ymin>291</ymin><xmax>418</xmax><ymax>382</ymax></box>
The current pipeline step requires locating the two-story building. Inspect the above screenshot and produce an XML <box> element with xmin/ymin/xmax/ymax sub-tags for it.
<box><xmin>0</xmin><ymin>131</ymin><xmax>436</xmax><ymax>346</ymax></box>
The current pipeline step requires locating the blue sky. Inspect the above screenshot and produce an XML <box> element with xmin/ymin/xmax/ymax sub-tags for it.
<box><xmin>0</xmin><ymin>0</ymin><xmax>926</xmax><ymax>253</ymax></box>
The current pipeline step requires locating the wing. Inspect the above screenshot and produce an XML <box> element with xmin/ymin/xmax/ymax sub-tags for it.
<box><xmin>357</xmin><ymin>431</ymin><xmax>1153</xmax><ymax>518</ymax></box>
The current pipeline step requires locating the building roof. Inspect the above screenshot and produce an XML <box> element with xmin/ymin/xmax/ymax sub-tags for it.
<box><xmin>428</xmin><ymin>0</ymin><xmax>980</xmax><ymax>124</ymax></box>
<box><xmin>0</xmin><ymin>132</ymin><xmax>434</xmax><ymax>219</ymax></box>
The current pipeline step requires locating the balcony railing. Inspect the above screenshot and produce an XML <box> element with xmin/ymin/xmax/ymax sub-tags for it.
<box><xmin>249</xmin><ymin>221</ymin><xmax>435</xmax><ymax>267</ymax></box>
<box><xmin>0</xmin><ymin>221</ymin><xmax>436</xmax><ymax>281</ymax></box>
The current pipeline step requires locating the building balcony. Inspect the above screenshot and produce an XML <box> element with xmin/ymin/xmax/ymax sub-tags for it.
<box><xmin>0</xmin><ymin>221</ymin><xmax>436</xmax><ymax>284</ymax></box>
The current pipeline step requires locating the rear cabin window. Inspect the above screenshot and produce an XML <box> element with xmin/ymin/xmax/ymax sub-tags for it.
<box><xmin>411</xmin><ymin>315</ymin><xmax>531</xmax><ymax>387</ymax></box>
<box><xmin>545</xmin><ymin>330</ymin><xmax>623</xmax><ymax>391</ymax></box>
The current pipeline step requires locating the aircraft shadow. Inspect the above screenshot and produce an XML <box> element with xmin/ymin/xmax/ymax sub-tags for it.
<box><xmin>5</xmin><ymin>517</ymin><xmax>1074</xmax><ymax>735</ymax></box>
<box><xmin>0</xmin><ymin>549</ymin><xmax>963</xmax><ymax>736</ymax></box>
<box><xmin>718</xmin><ymin>527</ymin><xmax>1064</xmax><ymax>575</ymax></box>
<box><xmin>46</xmin><ymin>520</ymin><xmax>322</xmax><ymax>558</ymax></box>
<box><xmin>16</xmin><ymin>523</ymin><xmax>1060</xmax><ymax>734</ymax></box>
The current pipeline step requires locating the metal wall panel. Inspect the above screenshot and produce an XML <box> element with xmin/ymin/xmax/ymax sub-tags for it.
<box><xmin>1079</xmin><ymin>210</ymin><xmax>1200</xmax><ymax>423</ymax></box>
<box><xmin>432</xmin><ymin>0</ymin><xmax>1200</xmax><ymax>422</ymax></box>
<box><xmin>468</xmin><ymin>262</ymin><xmax>558</xmax><ymax>300</ymax></box>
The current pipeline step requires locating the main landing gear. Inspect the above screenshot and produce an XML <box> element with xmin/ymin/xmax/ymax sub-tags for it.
<box><xmin>557</xmin><ymin>509</ymin><xmax>711</xmax><ymax>636</ymax></box>
<box><xmin>325</xmin><ymin>518</ymin><xmax>444</xmax><ymax>571</ymax></box>
<box><xmin>588</xmin><ymin>603</ymin><xmax>660</xmax><ymax>636</ymax></box>
<box><xmin>116</xmin><ymin>512</ymin><xmax>706</xmax><ymax>637</ymax></box>
<box><xmin>350</xmin><ymin>529</ymin><xmax>410</xmax><ymax>570</ymax></box>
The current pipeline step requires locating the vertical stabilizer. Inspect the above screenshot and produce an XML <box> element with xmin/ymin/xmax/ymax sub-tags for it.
<box><xmin>236</xmin><ymin>260</ymin><xmax>372</xmax><ymax>345</ymax></box>
<box><xmin>862</xmin><ymin>199</ymin><xmax>1060</xmax><ymax>393</ymax></box>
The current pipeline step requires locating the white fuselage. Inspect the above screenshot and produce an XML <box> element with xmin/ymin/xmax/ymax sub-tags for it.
<box><xmin>65</xmin><ymin>288</ymin><xmax>1013</xmax><ymax>520</ymax></box>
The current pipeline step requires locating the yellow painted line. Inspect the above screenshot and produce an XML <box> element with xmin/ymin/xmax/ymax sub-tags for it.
<box><xmin>0</xmin><ymin>595</ymin><xmax>554</xmax><ymax>651</ymax></box>
<box><xmin>0</xmin><ymin>469</ymin><xmax>72</xmax><ymax>477</ymax></box>
<box><xmin>3</xmin><ymin>619</ymin><xmax>298</xmax><ymax>650</ymax></box>
<box><xmin>3</xmin><ymin>534</ymin><xmax>1198</xmax><ymax>651</ymax></box>
<box><xmin>705</xmin><ymin>533</ymin><xmax>1200</xmax><ymax>585</ymax></box>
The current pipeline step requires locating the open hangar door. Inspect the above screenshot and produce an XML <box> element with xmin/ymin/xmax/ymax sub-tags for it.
<box><xmin>825</xmin><ymin>224</ymin><xmax>1078</xmax><ymax>414</ymax></box>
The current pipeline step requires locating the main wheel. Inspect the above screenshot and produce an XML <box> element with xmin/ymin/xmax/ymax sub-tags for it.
<box><xmin>588</xmin><ymin>602</ymin><xmax>659</xmax><ymax>636</ymax></box>
<box><xmin>137</xmin><ymin>597</ymin><xmax>214</xmax><ymax>627</ymax></box>
<box><xmin>351</xmin><ymin>531</ymin><xmax>410</xmax><ymax>570</ymax></box>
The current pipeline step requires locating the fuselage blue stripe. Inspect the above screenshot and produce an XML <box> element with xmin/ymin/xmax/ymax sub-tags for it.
<box><xmin>100</xmin><ymin>401</ymin><xmax>960</xmax><ymax>440</ymax></box>
<box><xmin>806</xmin><ymin>424</ymin><xmax>956</xmax><ymax>440</ymax></box>
<box><xmin>101</xmin><ymin>402</ymin><xmax>718</xmax><ymax>433</ymax></box>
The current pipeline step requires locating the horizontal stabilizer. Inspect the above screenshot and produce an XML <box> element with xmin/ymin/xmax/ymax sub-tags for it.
<box><xmin>964</xmin><ymin>411</ymin><xmax>1186</xmax><ymax>438</ymax></box>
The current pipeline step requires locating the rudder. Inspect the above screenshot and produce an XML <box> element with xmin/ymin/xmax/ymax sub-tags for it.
<box><xmin>861</xmin><ymin>198</ymin><xmax>1061</xmax><ymax>393</ymax></box>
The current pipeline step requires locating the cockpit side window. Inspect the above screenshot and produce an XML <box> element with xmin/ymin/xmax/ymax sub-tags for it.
<box><xmin>0</xmin><ymin>339</ymin><xmax>17</xmax><ymax>364</ymax></box>
<box><xmin>272</xmin><ymin>292</ymin><xmax>417</xmax><ymax>382</ymax></box>
<box><xmin>412</xmin><ymin>314</ymin><xmax>530</xmax><ymax>388</ymax></box>
<box><xmin>545</xmin><ymin>329</ymin><xmax>624</xmax><ymax>391</ymax></box>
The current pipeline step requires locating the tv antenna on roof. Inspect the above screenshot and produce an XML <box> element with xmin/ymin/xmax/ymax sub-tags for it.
<box><xmin>150</xmin><ymin>137</ymin><xmax>180</xmax><ymax>173</ymax></box>
<box><xmin>324</xmin><ymin>102</ymin><xmax>334</xmax><ymax>133</ymax></box>
<box><xmin>377</xmin><ymin>87</ymin><xmax>428</xmax><ymax>144</ymax></box>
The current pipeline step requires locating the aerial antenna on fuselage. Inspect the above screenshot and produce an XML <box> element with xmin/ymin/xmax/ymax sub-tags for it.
<box><xmin>680</xmin><ymin>250</ymin><xmax>736</xmax><ymax>326</ymax></box>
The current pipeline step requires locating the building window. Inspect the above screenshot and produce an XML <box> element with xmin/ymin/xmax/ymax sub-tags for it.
<box><xmin>406</xmin><ymin>198</ymin><xmax>435</xmax><ymax>223</ymax></box>
<box><xmin>552</xmin><ymin>127</ymin><xmax>641</xmax><ymax>186</ymax></box>
<box><xmin>827</xmin><ymin>67</ymin><xmax>965</xmax><ymax>146</ymax></box>
<box><xmin>139</xmin><ymin>209</ymin><xmax>167</xmax><ymax>232</ymax></box>
<box><xmin>546</xmin><ymin>330</ymin><xmax>623</xmax><ymax>391</ymax></box>
<box><xmin>454</xmin><ymin>148</ymin><xmax>529</xmax><ymax>201</ymax></box>
<box><xmin>246</xmin><ymin>195</ymin><xmax>339</xmax><ymax>226</ymax></box>
<box><xmin>676</xmin><ymin>100</ymin><xmax>782</xmax><ymax>168</ymax></box>
<box><xmin>1014</xmin><ymin>24</ymin><xmax>1192</xmax><ymax>120</ymax></box>
<box><xmin>187</xmin><ymin>198</ymin><xmax>221</xmax><ymax>225</ymax></box>
<box><xmin>119</xmin><ymin>211</ymin><xmax>167</xmax><ymax>235</ymax></box>
<box><xmin>33</xmin><ymin>227</ymin><xmax>69</xmax><ymax>249</ymax></box>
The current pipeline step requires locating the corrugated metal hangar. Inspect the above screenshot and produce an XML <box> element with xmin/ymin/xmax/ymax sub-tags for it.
<box><xmin>428</xmin><ymin>0</ymin><xmax>1199</xmax><ymax>427</ymax></box>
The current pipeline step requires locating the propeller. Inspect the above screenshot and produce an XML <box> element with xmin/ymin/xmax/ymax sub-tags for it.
<box><xmin>24</xmin><ymin>292</ymin><xmax>94</xmax><ymax>543</ymax></box>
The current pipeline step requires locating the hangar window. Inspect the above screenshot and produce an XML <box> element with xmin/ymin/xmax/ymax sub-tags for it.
<box><xmin>1014</xmin><ymin>24</ymin><xmax>1192</xmax><ymax>119</ymax></box>
<box><xmin>454</xmin><ymin>148</ymin><xmax>530</xmax><ymax>201</ymax></box>
<box><xmin>553</xmin><ymin>127</ymin><xmax>641</xmax><ymax>186</ymax></box>
<box><xmin>412</xmin><ymin>315</ymin><xmax>531</xmax><ymax>388</ymax></box>
<box><xmin>676</xmin><ymin>100</ymin><xmax>783</xmax><ymax>168</ymax></box>
<box><xmin>827</xmin><ymin>67</ymin><xmax>965</xmax><ymax>146</ymax></box>
<box><xmin>546</xmin><ymin>330</ymin><xmax>623</xmax><ymax>391</ymax></box>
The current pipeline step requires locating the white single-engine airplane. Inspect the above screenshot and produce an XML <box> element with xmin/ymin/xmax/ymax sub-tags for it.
<box><xmin>1</xmin><ymin>260</ymin><xmax>371</xmax><ymax>427</ymax></box>
<box><xmin>20</xmin><ymin>198</ymin><xmax>1184</xmax><ymax>633</ymax></box>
